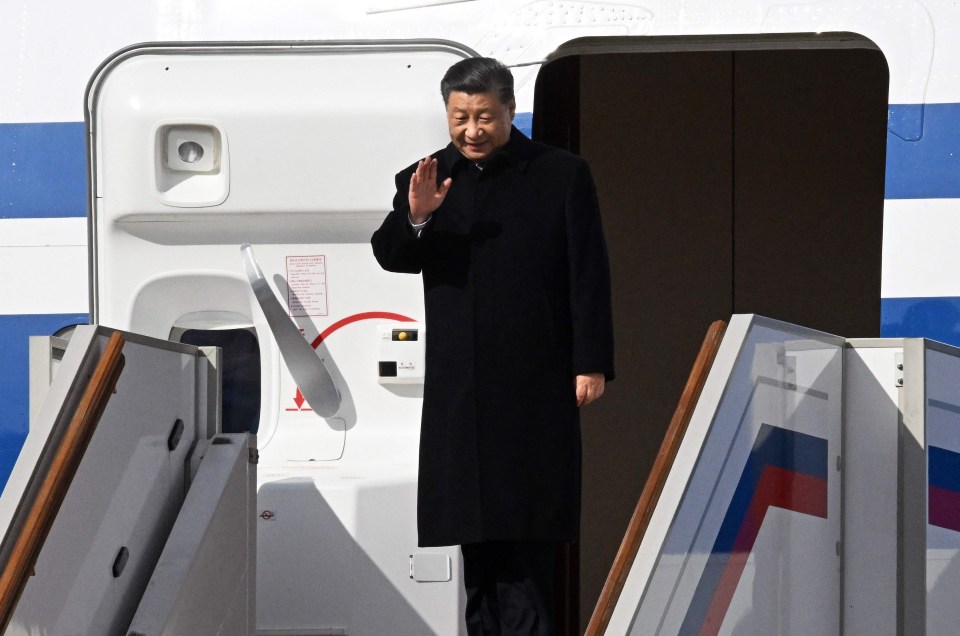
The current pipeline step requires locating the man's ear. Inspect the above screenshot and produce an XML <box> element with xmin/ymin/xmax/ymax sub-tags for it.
<box><xmin>508</xmin><ymin>99</ymin><xmax>516</xmax><ymax>120</ymax></box>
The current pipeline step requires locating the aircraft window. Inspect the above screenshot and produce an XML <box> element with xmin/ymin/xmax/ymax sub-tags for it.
<box><xmin>179</xmin><ymin>328</ymin><xmax>260</xmax><ymax>434</ymax></box>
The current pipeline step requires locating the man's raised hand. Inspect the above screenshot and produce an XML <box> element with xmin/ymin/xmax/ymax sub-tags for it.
<box><xmin>409</xmin><ymin>157</ymin><xmax>452</xmax><ymax>224</ymax></box>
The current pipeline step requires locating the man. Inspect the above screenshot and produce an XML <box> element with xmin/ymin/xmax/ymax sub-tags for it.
<box><xmin>371</xmin><ymin>57</ymin><xmax>614</xmax><ymax>635</ymax></box>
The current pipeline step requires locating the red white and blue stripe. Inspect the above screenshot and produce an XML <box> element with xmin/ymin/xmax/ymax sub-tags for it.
<box><xmin>680</xmin><ymin>423</ymin><xmax>829</xmax><ymax>636</ymax></box>
<box><xmin>929</xmin><ymin>445</ymin><xmax>960</xmax><ymax>533</ymax></box>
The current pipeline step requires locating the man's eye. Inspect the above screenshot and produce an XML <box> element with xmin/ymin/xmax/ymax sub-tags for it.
<box><xmin>479</xmin><ymin>118</ymin><xmax>491</xmax><ymax>123</ymax></box>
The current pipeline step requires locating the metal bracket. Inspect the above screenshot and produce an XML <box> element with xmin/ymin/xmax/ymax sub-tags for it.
<box><xmin>777</xmin><ymin>350</ymin><xmax>797</xmax><ymax>390</ymax></box>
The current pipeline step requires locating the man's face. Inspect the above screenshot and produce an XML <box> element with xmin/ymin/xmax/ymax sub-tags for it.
<box><xmin>445</xmin><ymin>91</ymin><xmax>516</xmax><ymax>162</ymax></box>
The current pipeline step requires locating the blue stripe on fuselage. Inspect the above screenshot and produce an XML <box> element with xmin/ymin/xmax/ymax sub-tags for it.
<box><xmin>1</xmin><ymin>106</ymin><xmax>959</xmax><ymax>219</ymax></box>
<box><xmin>0</xmin><ymin>123</ymin><xmax>87</xmax><ymax>219</ymax></box>
<box><xmin>0</xmin><ymin>313</ymin><xmax>89</xmax><ymax>490</ymax></box>
<box><xmin>881</xmin><ymin>297</ymin><xmax>960</xmax><ymax>346</ymax></box>
<box><xmin>514</xmin><ymin>112</ymin><xmax>532</xmax><ymax>138</ymax></box>
<box><xmin>885</xmin><ymin>104</ymin><xmax>960</xmax><ymax>199</ymax></box>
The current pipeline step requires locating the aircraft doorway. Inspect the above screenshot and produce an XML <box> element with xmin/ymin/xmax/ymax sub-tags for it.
<box><xmin>532</xmin><ymin>35</ymin><xmax>889</xmax><ymax>631</ymax></box>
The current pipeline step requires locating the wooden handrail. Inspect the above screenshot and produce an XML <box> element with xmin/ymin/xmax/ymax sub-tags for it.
<box><xmin>0</xmin><ymin>332</ymin><xmax>125</xmax><ymax>630</ymax></box>
<box><xmin>585</xmin><ymin>320</ymin><xmax>727</xmax><ymax>635</ymax></box>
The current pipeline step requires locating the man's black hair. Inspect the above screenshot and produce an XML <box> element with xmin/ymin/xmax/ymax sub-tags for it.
<box><xmin>440</xmin><ymin>57</ymin><xmax>515</xmax><ymax>106</ymax></box>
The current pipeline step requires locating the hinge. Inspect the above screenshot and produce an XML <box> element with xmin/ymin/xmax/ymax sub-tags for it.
<box><xmin>895</xmin><ymin>353</ymin><xmax>904</xmax><ymax>387</ymax></box>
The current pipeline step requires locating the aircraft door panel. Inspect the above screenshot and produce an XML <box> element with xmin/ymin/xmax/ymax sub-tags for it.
<box><xmin>88</xmin><ymin>42</ymin><xmax>469</xmax><ymax>634</ymax></box>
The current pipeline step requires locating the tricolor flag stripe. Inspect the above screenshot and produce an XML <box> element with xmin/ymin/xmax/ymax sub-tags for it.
<box><xmin>929</xmin><ymin>445</ymin><xmax>960</xmax><ymax>492</ymax></box>
<box><xmin>680</xmin><ymin>424</ymin><xmax>829</xmax><ymax>635</ymax></box>
<box><xmin>929</xmin><ymin>446</ymin><xmax>960</xmax><ymax>532</ymax></box>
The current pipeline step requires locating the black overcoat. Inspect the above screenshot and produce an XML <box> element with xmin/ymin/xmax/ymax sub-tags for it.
<box><xmin>371</xmin><ymin>127</ymin><xmax>614</xmax><ymax>547</ymax></box>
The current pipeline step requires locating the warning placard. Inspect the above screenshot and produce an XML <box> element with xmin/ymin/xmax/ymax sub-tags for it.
<box><xmin>286</xmin><ymin>255</ymin><xmax>328</xmax><ymax>317</ymax></box>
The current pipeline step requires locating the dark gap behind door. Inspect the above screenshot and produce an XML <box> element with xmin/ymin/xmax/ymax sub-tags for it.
<box><xmin>732</xmin><ymin>47</ymin><xmax>887</xmax><ymax>335</ymax></box>
<box><xmin>535</xmin><ymin>50</ymin><xmax>735</xmax><ymax>634</ymax></box>
<box><xmin>533</xmin><ymin>44</ymin><xmax>885</xmax><ymax>633</ymax></box>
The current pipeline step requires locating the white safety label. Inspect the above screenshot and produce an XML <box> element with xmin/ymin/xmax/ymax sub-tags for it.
<box><xmin>285</xmin><ymin>255</ymin><xmax>328</xmax><ymax>317</ymax></box>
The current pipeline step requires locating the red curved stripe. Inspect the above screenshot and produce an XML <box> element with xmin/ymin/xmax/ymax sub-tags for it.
<box><xmin>311</xmin><ymin>311</ymin><xmax>416</xmax><ymax>349</ymax></box>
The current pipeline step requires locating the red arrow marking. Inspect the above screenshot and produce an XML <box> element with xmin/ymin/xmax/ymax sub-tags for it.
<box><xmin>285</xmin><ymin>387</ymin><xmax>312</xmax><ymax>411</ymax></box>
<box><xmin>310</xmin><ymin>311</ymin><xmax>416</xmax><ymax>349</ymax></box>
<box><xmin>286</xmin><ymin>312</ymin><xmax>416</xmax><ymax>412</ymax></box>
